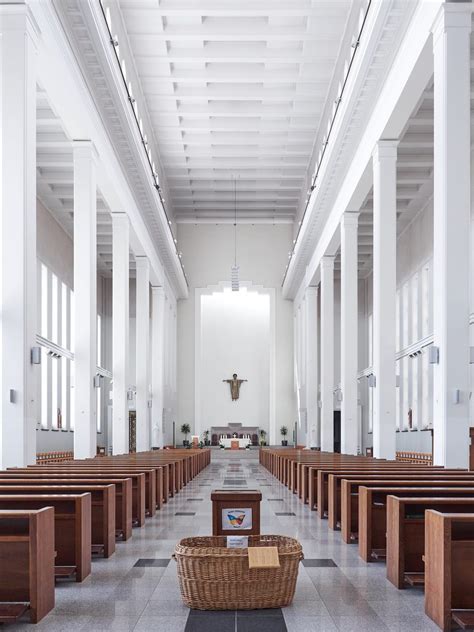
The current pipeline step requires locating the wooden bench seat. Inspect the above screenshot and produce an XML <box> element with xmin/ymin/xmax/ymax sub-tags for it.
<box><xmin>0</xmin><ymin>508</ymin><xmax>55</xmax><ymax>623</ymax></box>
<box><xmin>0</xmin><ymin>473</ymin><xmax>133</xmax><ymax>541</ymax></box>
<box><xmin>0</xmin><ymin>494</ymin><xmax>92</xmax><ymax>582</ymax></box>
<box><xmin>386</xmin><ymin>496</ymin><xmax>474</xmax><ymax>589</ymax></box>
<box><xmin>358</xmin><ymin>486</ymin><xmax>474</xmax><ymax>563</ymax></box>
<box><xmin>328</xmin><ymin>471</ymin><xmax>473</xmax><ymax>532</ymax></box>
<box><xmin>341</xmin><ymin>479</ymin><xmax>474</xmax><ymax>545</ymax></box>
<box><xmin>425</xmin><ymin>511</ymin><xmax>474</xmax><ymax>631</ymax></box>
<box><xmin>0</xmin><ymin>483</ymin><xmax>115</xmax><ymax>558</ymax></box>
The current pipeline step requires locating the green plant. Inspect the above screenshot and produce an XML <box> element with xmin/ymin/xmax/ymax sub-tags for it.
<box><xmin>180</xmin><ymin>423</ymin><xmax>191</xmax><ymax>445</ymax></box>
<box><xmin>280</xmin><ymin>426</ymin><xmax>288</xmax><ymax>437</ymax></box>
<box><xmin>259</xmin><ymin>429</ymin><xmax>267</xmax><ymax>446</ymax></box>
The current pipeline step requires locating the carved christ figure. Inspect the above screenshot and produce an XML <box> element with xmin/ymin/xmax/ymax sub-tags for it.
<box><xmin>223</xmin><ymin>373</ymin><xmax>247</xmax><ymax>401</ymax></box>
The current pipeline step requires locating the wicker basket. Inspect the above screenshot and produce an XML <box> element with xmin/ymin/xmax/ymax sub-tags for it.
<box><xmin>173</xmin><ymin>534</ymin><xmax>303</xmax><ymax>610</ymax></box>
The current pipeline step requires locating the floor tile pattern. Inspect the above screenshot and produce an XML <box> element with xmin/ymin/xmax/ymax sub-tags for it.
<box><xmin>7</xmin><ymin>449</ymin><xmax>440</xmax><ymax>631</ymax></box>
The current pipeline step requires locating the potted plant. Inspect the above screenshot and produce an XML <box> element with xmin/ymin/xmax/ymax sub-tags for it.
<box><xmin>203</xmin><ymin>429</ymin><xmax>210</xmax><ymax>446</ymax></box>
<box><xmin>280</xmin><ymin>425</ymin><xmax>288</xmax><ymax>446</ymax></box>
<box><xmin>180</xmin><ymin>423</ymin><xmax>191</xmax><ymax>447</ymax></box>
<box><xmin>259</xmin><ymin>429</ymin><xmax>267</xmax><ymax>447</ymax></box>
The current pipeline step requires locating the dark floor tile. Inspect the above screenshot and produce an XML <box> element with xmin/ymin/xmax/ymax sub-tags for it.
<box><xmin>302</xmin><ymin>558</ymin><xmax>338</xmax><ymax>567</ymax></box>
<box><xmin>187</xmin><ymin>499</ymin><xmax>203</xmax><ymax>502</ymax></box>
<box><xmin>175</xmin><ymin>512</ymin><xmax>196</xmax><ymax>516</ymax></box>
<box><xmin>267</xmin><ymin>499</ymin><xmax>284</xmax><ymax>502</ymax></box>
<box><xmin>237</xmin><ymin>608</ymin><xmax>287</xmax><ymax>631</ymax></box>
<box><xmin>275</xmin><ymin>512</ymin><xmax>296</xmax><ymax>516</ymax></box>
<box><xmin>185</xmin><ymin>610</ymin><xmax>235</xmax><ymax>632</ymax></box>
<box><xmin>134</xmin><ymin>558</ymin><xmax>170</xmax><ymax>567</ymax></box>
<box><xmin>224</xmin><ymin>479</ymin><xmax>247</xmax><ymax>485</ymax></box>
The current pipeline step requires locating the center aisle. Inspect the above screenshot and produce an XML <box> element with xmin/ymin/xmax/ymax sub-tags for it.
<box><xmin>11</xmin><ymin>450</ymin><xmax>439</xmax><ymax>632</ymax></box>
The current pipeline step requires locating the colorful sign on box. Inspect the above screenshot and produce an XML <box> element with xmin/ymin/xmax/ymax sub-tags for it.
<box><xmin>222</xmin><ymin>508</ymin><xmax>252</xmax><ymax>530</ymax></box>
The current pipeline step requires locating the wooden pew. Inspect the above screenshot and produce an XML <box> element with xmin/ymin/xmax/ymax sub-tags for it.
<box><xmin>329</xmin><ymin>471</ymin><xmax>473</xmax><ymax>531</ymax></box>
<box><xmin>358</xmin><ymin>485</ymin><xmax>474</xmax><ymax>563</ymax></box>
<box><xmin>341</xmin><ymin>478</ymin><xmax>474</xmax><ymax>545</ymax></box>
<box><xmin>310</xmin><ymin>464</ymin><xmax>441</xmax><ymax>514</ymax></box>
<box><xmin>425</xmin><ymin>511</ymin><xmax>474</xmax><ymax>631</ymax></box>
<box><xmin>0</xmin><ymin>508</ymin><xmax>55</xmax><ymax>624</ymax></box>
<box><xmin>0</xmin><ymin>483</ymin><xmax>115</xmax><ymax>558</ymax></box>
<box><xmin>318</xmin><ymin>465</ymin><xmax>450</xmax><ymax>519</ymax></box>
<box><xmin>386</xmin><ymin>496</ymin><xmax>474</xmax><ymax>589</ymax></box>
<box><xmin>8</xmin><ymin>469</ymin><xmax>141</xmax><ymax>534</ymax></box>
<box><xmin>0</xmin><ymin>473</ymin><xmax>132</xmax><ymax>541</ymax></box>
<box><xmin>0</xmin><ymin>494</ymin><xmax>91</xmax><ymax>582</ymax></box>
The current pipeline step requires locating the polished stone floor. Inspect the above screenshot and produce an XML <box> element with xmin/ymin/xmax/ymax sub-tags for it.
<box><xmin>10</xmin><ymin>450</ymin><xmax>440</xmax><ymax>631</ymax></box>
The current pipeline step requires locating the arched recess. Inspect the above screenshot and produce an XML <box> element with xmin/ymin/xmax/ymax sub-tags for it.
<box><xmin>194</xmin><ymin>281</ymin><xmax>276</xmax><ymax>445</ymax></box>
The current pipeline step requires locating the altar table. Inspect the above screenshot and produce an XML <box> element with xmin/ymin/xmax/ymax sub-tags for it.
<box><xmin>220</xmin><ymin>438</ymin><xmax>250</xmax><ymax>449</ymax></box>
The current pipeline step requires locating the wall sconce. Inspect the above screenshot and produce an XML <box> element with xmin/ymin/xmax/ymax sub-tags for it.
<box><xmin>428</xmin><ymin>346</ymin><xmax>439</xmax><ymax>364</ymax></box>
<box><xmin>367</xmin><ymin>374</ymin><xmax>376</xmax><ymax>388</ymax></box>
<box><xmin>395</xmin><ymin>375</ymin><xmax>400</xmax><ymax>388</ymax></box>
<box><xmin>31</xmin><ymin>347</ymin><xmax>41</xmax><ymax>365</ymax></box>
<box><xmin>93</xmin><ymin>375</ymin><xmax>103</xmax><ymax>388</ymax></box>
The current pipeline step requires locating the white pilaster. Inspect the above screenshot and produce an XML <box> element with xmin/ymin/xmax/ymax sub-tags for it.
<box><xmin>112</xmin><ymin>213</ymin><xmax>129</xmax><ymax>455</ymax></box>
<box><xmin>135</xmin><ymin>257</ymin><xmax>150</xmax><ymax>453</ymax></box>
<box><xmin>432</xmin><ymin>5</ymin><xmax>472</xmax><ymax>468</ymax></box>
<box><xmin>305</xmin><ymin>287</ymin><xmax>319</xmax><ymax>448</ymax></box>
<box><xmin>340</xmin><ymin>212</ymin><xmax>359</xmax><ymax>455</ymax></box>
<box><xmin>73</xmin><ymin>140</ymin><xmax>98</xmax><ymax>459</ymax></box>
<box><xmin>151</xmin><ymin>286</ymin><xmax>165</xmax><ymax>447</ymax></box>
<box><xmin>320</xmin><ymin>256</ymin><xmax>334</xmax><ymax>452</ymax></box>
<box><xmin>372</xmin><ymin>140</ymin><xmax>398</xmax><ymax>460</ymax></box>
<box><xmin>0</xmin><ymin>5</ymin><xmax>38</xmax><ymax>468</ymax></box>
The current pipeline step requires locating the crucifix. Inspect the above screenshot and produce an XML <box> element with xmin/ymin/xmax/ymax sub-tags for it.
<box><xmin>223</xmin><ymin>373</ymin><xmax>247</xmax><ymax>401</ymax></box>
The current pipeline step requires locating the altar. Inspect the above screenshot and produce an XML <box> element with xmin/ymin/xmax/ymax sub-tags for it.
<box><xmin>211</xmin><ymin>423</ymin><xmax>260</xmax><ymax>447</ymax></box>
<box><xmin>220</xmin><ymin>437</ymin><xmax>251</xmax><ymax>449</ymax></box>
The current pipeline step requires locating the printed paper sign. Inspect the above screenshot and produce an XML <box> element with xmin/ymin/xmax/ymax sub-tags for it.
<box><xmin>226</xmin><ymin>536</ymin><xmax>249</xmax><ymax>549</ymax></box>
<box><xmin>222</xmin><ymin>507</ymin><xmax>252</xmax><ymax>530</ymax></box>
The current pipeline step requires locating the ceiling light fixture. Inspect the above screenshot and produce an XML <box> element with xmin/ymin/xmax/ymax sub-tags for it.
<box><xmin>231</xmin><ymin>177</ymin><xmax>239</xmax><ymax>292</ymax></box>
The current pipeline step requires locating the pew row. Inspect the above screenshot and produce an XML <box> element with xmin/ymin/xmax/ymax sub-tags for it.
<box><xmin>0</xmin><ymin>494</ymin><xmax>91</xmax><ymax>582</ymax></box>
<box><xmin>358</xmin><ymin>486</ymin><xmax>474</xmax><ymax>563</ymax></box>
<box><xmin>0</xmin><ymin>483</ymin><xmax>115</xmax><ymax>557</ymax></box>
<box><xmin>0</xmin><ymin>508</ymin><xmax>55</xmax><ymax>624</ymax></box>
<box><xmin>386</xmin><ymin>496</ymin><xmax>474</xmax><ymax>590</ymax></box>
<box><xmin>425</xmin><ymin>511</ymin><xmax>474</xmax><ymax>631</ymax></box>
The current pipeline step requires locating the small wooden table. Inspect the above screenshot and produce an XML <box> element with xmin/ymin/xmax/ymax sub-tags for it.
<box><xmin>211</xmin><ymin>489</ymin><xmax>262</xmax><ymax>536</ymax></box>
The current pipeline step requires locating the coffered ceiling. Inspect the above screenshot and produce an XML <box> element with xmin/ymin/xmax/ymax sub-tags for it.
<box><xmin>118</xmin><ymin>0</ymin><xmax>354</xmax><ymax>223</ymax></box>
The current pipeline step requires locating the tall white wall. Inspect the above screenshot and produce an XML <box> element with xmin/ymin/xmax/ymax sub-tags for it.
<box><xmin>177</xmin><ymin>224</ymin><xmax>295</xmax><ymax>442</ymax></box>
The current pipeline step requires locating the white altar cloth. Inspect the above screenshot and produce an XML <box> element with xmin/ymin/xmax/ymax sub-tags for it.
<box><xmin>220</xmin><ymin>438</ymin><xmax>250</xmax><ymax>449</ymax></box>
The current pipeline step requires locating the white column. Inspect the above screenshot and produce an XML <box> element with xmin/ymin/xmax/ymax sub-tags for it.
<box><xmin>73</xmin><ymin>141</ymin><xmax>98</xmax><ymax>459</ymax></box>
<box><xmin>112</xmin><ymin>213</ymin><xmax>129</xmax><ymax>455</ymax></box>
<box><xmin>151</xmin><ymin>286</ymin><xmax>165</xmax><ymax>447</ymax></box>
<box><xmin>340</xmin><ymin>212</ymin><xmax>359</xmax><ymax>455</ymax></box>
<box><xmin>135</xmin><ymin>257</ymin><xmax>150</xmax><ymax>453</ymax></box>
<box><xmin>372</xmin><ymin>140</ymin><xmax>398</xmax><ymax>460</ymax></box>
<box><xmin>320</xmin><ymin>256</ymin><xmax>334</xmax><ymax>452</ymax></box>
<box><xmin>305</xmin><ymin>287</ymin><xmax>319</xmax><ymax>448</ymax></box>
<box><xmin>432</xmin><ymin>5</ymin><xmax>472</xmax><ymax>468</ymax></box>
<box><xmin>0</xmin><ymin>5</ymin><xmax>38</xmax><ymax>468</ymax></box>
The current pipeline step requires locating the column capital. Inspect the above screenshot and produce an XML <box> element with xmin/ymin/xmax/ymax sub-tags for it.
<box><xmin>432</xmin><ymin>3</ymin><xmax>472</xmax><ymax>44</ymax></box>
<box><xmin>135</xmin><ymin>256</ymin><xmax>150</xmax><ymax>272</ymax></box>
<box><xmin>0</xmin><ymin>3</ymin><xmax>40</xmax><ymax>43</ymax></box>
<box><xmin>373</xmin><ymin>140</ymin><xmax>398</xmax><ymax>162</ymax></box>
<box><xmin>111</xmin><ymin>212</ymin><xmax>129</xmax><ymax>227</ymax></box>
<box><xmin>73</xmin><ymin>140</ymin><xmax>99</xmax><ymax>164</ymax></box>
<box><xmin>305</xmin><ymin>285</ymin><xmax>318</xmax><ymax>298</ymax></box>
<box><xmin>341</xmin><ymin>211</ymin><xmax>359</xmax><ymax>228</ymax></box>
<box><xmin>321</xmin><ymin>255</ymin><xmax>335</xmax><ymax>271</ymax></box>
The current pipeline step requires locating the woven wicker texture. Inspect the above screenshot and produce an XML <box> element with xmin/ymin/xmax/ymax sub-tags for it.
<box><xmin>174</xmin><ymin>535</ymin><xmax>303</xmax><ymax>610</ymax></box>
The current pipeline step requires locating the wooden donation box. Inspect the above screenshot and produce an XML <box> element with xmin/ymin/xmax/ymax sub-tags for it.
<box><xmin>211</xmin><ymin>489</ymin><xmax>262</xmax><ymax>536</ymax></box>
